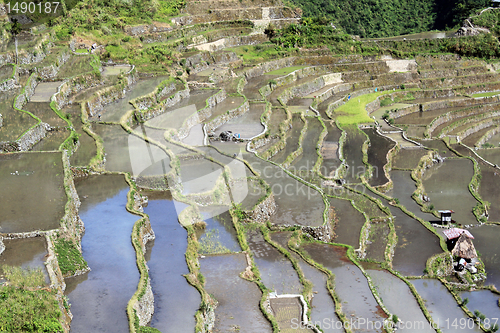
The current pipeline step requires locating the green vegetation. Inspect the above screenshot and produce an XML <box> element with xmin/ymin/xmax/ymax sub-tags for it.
<box><xmin>286</xmin><ymin>0</ymin><xmax>489</xmax><ymax>38</ymax></box>
<box><xmin>0</xmin><ymin>266</ymin><xmax>62</xmax><ymax>332</ymax></box>
<box><xmin>53</xmin><ymin>238</ymin><xmax>88</xmax><ymax>276</ymax></box>
<box><xmin>2</xmin><ymin>266</ymin><xmax>45</xmax><ymax>288</ymax></box>
<box><xmin>264</xmin><ymin>66</ymin><xmax>307</xmax><ymax>75</ymax></box>
<box><xmin>198</xmin><ymin>230</ymin><xmax>231</xmax><ymax>254</ymax></box>
<box><xmin>472</xmin><ymin>91</ymin><xmax>500</xmax><ymax>98</ymax></box>
<box><xmin>334</xmin><ymin>91</ymin><xmax>395</xmax><ymax>125</ymax></box>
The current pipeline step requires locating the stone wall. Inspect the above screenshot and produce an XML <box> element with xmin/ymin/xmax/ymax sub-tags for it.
<box><xmin>193</xmin><ymin>34</ymin><xmax>269</xmax><ymax>53</ymax></box>
<box><xmin>458</xmin><ymin>117</ymin><xmax>500</xmax><ymax>142</ymax></box>
<box><xmin>0</xmin><ymin>64</ymin><xmax>18</xmax><ymax>92</ymax></box>
<box><xmin>476</xmin><ymin>126</ymin><xmax>500</xmax><ymax>147</ymax></box>
<box><xmin>54</xmin><ymin>72</ymin><xmax>104</xmax><ymax>109</ymax></box>
<box><xmin>37</xmin><ymin>51</ymin><xmax>71</xmax><ymax>80</ymax></box>
<box><xmin>135</xmin><ymin>88</ymin><xmax>191</xmax><ymax>121</ymax></box>
<box><xmin>124</xmin><ymin>22</ymin><xmax>173</xmax><ymax>36</ymax></box>
<box><xmin>246</xmin><ymin>192</ymin><xmax>277</xmax><ymax>223</ymax></box>
<box><xmin>84</xmin><ymin>72</ymin><xmax>138</xmax><ymax>117</ymax></box>
<box><xmin>205</xmin><ymin>100</ymin><xmax>249</xmax><ymax>133</ymax></box>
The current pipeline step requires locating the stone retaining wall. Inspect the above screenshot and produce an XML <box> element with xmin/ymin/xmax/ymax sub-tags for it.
<box><xmin>476</xmin><ymin>126</ymin><xmax>500</xmax><ymax>147</ymax></box>
<box><xmin>205</xmin><ymin>100</ymin><xmax>249</xmax><ymax>133</ymax></box>
<box><xmin>37</xmin><ymin>51</ymin><xmax>71</xmax><ymax>80</ymax></box>
<box><xmin>246</xmin><ymin>192</ymin><xmax>277</xmax><ymax>223</ymax></box>
<box><xmin>192</xmin><ymin>34</ymin><xmax>269</xmax><ymax>52</ymax></box>
<box><xmin>458</xmin><ymin>117</ymin><xmax>500</xmax><ymax>141</ymax></box>
<box><xmin>54</xmin><ymin>72</ymin><xmax>104</xmax><ymax>109</ymax></box>
<box><xmin>84</xmin><ymin>72</ymin><xmax>138</xmax><ymax>117</ymax></box>
<box><xmin>0</xmin><ymin>64</ymin><xmax>18</xmax><ymax>91</ymax></box>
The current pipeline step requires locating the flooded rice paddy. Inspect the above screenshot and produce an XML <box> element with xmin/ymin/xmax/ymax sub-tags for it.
<box><xmin>5</xmin><ymin>45</ymin><xmax>500</xmax><ymax>333</ymax></box>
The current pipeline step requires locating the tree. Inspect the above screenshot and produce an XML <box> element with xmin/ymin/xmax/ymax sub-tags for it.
<box><xmin>8</xmin><ymin>18</ymin><xmax>22</xmax><ymax>36</ymax></box>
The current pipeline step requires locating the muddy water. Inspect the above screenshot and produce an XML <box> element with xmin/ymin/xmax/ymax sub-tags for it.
<box><xmin>200</xmin><ymin>254</ymin><xmax>272</xmax><ymax>332</ymax></box>
<box><xmin>364</xmin><ymin>128</ymin><xmax>395</xmax><ymax>186</ymax></box>
<box><xmin>367</xmin><ymin>270</ymin><xmax>434</xmax><ymax>333</ymax></box>
<box><xmin>271</xmin><ymin>113</ymin><xmax>304</xmax><ymax>164</ymax></box>
<box><xmin>422</xmin><ymin>158</ymin><xmax>477</xmax><ymax>224</ymax></box>
<box><xmin>244</xmin><ymin>153</ymin><xmax>325</xmax><ymax>227</ymax></box>
<box><xmin>460</xmin><ymin>290</ymin><xmax>500</xmax><ymax>325</ymax></box>
<box><xmin>31</xmin><ymin>129</ymin><xmax>68</xmax><ymax>151</ymax></box>
<box><xmin>247</xmin><ymin>230</ymin><xmax>302</xmax><ymax>294</ymax></box>
<box><xmin>243</xmin><ymin>76</ymin><xmax>279</xmax><ymax>100</ymax></box>
<box><xmin>0</xmin><ymin>152</ymin><xmax>65</xmax><ymax>232</ymax></box>
<box><xmin>67</xmin><ymin>174</ymin><xmax>139</xmax><ymax>333</ymax></box>
<box><xmin>0</xmin><ymin>88</ymin><xmax>38</xmax><ymax>142</ymax></box>
<box><xmin>267</xmin><ymin>107</ymin><xmax>287</xmax><ymax>136</ymax></box>
<box><xmin>330</xmin><ymin>197</ymin><xmax>364</xmax><ymax>248</ymax></box>
<box><xmin>478</xmin><ymin>163</ymin><xmax>500</xmax><ymax>222</ymax></box>
<box><xmin>321</xmin><ymin>120</ymin><xmax>342</xmax><ymax>178</ymax></box>
<box><xmin>392</xmin><ymin>148</ymin><xmax>428</xmax><ymax>169</ymax></box>
<box><xmin>416</xmin><ymin>139</ymin><xmax>455</xmax><ymax>157</ymax></box>
<box><xmin>389</xmin><ymin>203</ymin><xmax>441</xmax><ymax>276</ymax></box>
<box><xmin>478</xmin><ymin>147</ymin><xmax>500</xmax><ymax>166</ymax></box>
<box><xmin>470</xmin><ymin>225</ymin><xmax>500</xmax><ymax>289</ymax></box>
<box><xmin>197</xmin><ymin>209</ymin><xmax>241</xmax><ymax>253</ymax></box>
<box><xmin>0</xmin><ymin>237</ymin><xmax>49</xmax><ymax>284</ymax></box>
<box><xmin>100</xmin><ymin>76</ymin><xmax>168</xmax><ymax>122</ymax></box>
<box><xmin>24</xmin><ymin>102</ymin><xmax>67</xmax><ymax>128</ymax></box>
<box><xmin>145</xmin><ymin>90</ymin><xmax>217</xmax><ymax>129</ymax></box>
<box><xmin>239</xmin><ymin>179</ymin><xmax>266</xmax><ymax>210</ymax></box>
<box><xmin>411</xmin><ymin>279</ymin><xmax>482</xmax><ymax>333</ymax></box>
<box><xmin>386</xmin><ymin>170</ymin><xmax>436</xmax><ymax>222</ymax></box>
<box><xmin>179</xmin><ymin>157</ymin><xmax>222</xmax><ymax>195</ymax></box>
<box><xmin>215</xmin><ymin>102</ymin><xmax>265</xmax><ymax>139</ymax></box>
<box><xmin>271</xmin><ymin>232</ymin><xmax>343</xmax><ymax>333</ymax></box>
<box><xmin>303</xmin><ymin>243</ymin><xmax>387</xmax><ymax>331</ymax></box>
<box><xmin>143</xmin><ymin>192</ymin><xmax>200</xmax><ymax>332</ymax></box>
<box><xmin>366</xmin><ymin>222</ymin><xmax>389</xmax><ymax>262</ymax></box>
<box><xmin>342</xmin><ymin>126</ymin><xmax>367</xmax><ymax>184</ymax></box>
<box><xmin>205</xmin><ymin>96</ymin><xmax>245</xmax><ymax>123</ymax></box>
<box><xmin>291</xmin><ymin>117</ymin><xmax>323</xmax><ymax>172</ymax></box>
<box><xmin>95</xmin><ymin>124</ymin><xmax>170</xmax><ymax>175</ymax></box>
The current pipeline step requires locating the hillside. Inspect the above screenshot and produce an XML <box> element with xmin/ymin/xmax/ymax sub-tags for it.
<box><xmin>287</xmin><ymin>0</ymin><xmax>490</xmax><ymax>37</ymax></box>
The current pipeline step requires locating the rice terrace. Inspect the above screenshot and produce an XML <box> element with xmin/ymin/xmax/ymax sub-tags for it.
<box><xmin>2</xmin><ymin>0</ymin><xmax>500</xmax><ymax>331</ymax></box>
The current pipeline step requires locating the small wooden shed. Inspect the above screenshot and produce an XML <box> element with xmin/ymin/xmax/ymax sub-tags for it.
<box><xmin>438</xmin><ymin>210</ymin><xmax>454</xmax><ymax>224</ymax></box>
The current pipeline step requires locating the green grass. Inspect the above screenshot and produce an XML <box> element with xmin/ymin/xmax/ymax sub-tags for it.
<box><xmin>472</xmin><ymin>91</ymin><xmax>500</xmax><ymax>98</ymax></box>
<box><xmin>264</xmin><ymin>66</ymin><xmax>307</xmax><ymax>76</ymax></box>
<box><xmin>334</xmin><ymin>91</ymin><xmax>396</xmax><ymax>125</ymax></box>
<box><xmin>0</xmin><ymin>286</ymin><xmax>63</xmax><ymax>332</ymax></box>
<box><xmin>2</xmin><ymin>266</ymin><xmax>45</xmax><ymax>288</ymax></box>
<box><xmin>53</xmin><ymin>238</ymin><xmax>88</xmax><ymax>276</ymax></box>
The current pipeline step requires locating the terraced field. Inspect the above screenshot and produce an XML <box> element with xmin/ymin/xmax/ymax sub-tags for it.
<box><xmin>2</xmin><ymin>0</ymin><xmax>500</xmax><ymax>332</ymax></box>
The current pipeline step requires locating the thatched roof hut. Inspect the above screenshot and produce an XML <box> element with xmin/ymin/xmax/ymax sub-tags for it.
<box><xmin>452</xmin><ymin>233</ymin><xmax>478</xmax><ymax>259</ymax></box>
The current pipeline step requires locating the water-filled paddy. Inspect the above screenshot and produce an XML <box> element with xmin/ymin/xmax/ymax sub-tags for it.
<box><xmin>200</xmin><ymin>254</ymin><xmax>272</xmax><ymax>332</ymax></box>
<box><xmin>67</xmin><ymin>174</ymin><xmax>139</xmax><ymax>333</ymax></box>
<box><xmin>0</xmin><ymin>152</ymin><xmax>65</xmax><ymax>232</ymax></box>
<box><xmin>290</xmin><ymin>116</ymin><xmax>323</xmax><ymax>172</ymax></box>
<box><xmin>271</xmin><ymin>232</ymin><xmax>343</xmax><ymax>333</ymax></box>
<box><xmin>215</xmin><ymin>102</ymin><xmax>265</xmax><ymax>139</ymax></box>
<box><xmin>245</xmin><ymin>154</ymin><xmax>325</xmax><ymax>227</ymax></box>
<box><xmin>412</xmin><ymin>279</ymin><xmax>482</xmax><ymax>332</ymax></box>
<box><xmin>100</xmin><ymin>76</ymin><xmax>168</xmax><ymax>122</ymax></box>
<box><xmin>0</xmin><ymin>89</ymin><xmax>39</xmax><ymax>143</ymax></box>
<box><xmin>271</xmin><ymin>113</ymin><xmax>304</xmax><ymax>164</ymax></box>
<box><xmin>364</xmin><ymin>128</ymin><xmax>395</xmax><ymax>186</ymax></box>
<box><xmin>247</xmin><ymin>230</ymin><xmax>302</xmax><ymax>294</ymax></box>
<box><xmin>367</xmin><ymin>269</ymin><xmax>434</xmax><ymax>332</ymax></box>
<box><xmin>143</xmin><ymin>191</ymin><xmax>200</xmax><ymax>332</ymax></box>
<box><xmin>303</xmin><ymin>243</ymin><xmax>387</xmax><ymax>330</ymax></box>
<box><xmin>0</xmin><ymin>237</ymin><xmax>49</xmax><ymax>284</ymax></box>
<box><xmin>421</xmin><ymin>158</ymin><xmax>477</xmax><ymax>224</ymax></box>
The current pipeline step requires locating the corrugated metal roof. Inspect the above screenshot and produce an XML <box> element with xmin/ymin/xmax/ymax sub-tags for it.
<box><xmin>443</xmin><ymin>228</ymin><xmax>474</xmax><ymax>240</ymax></box>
